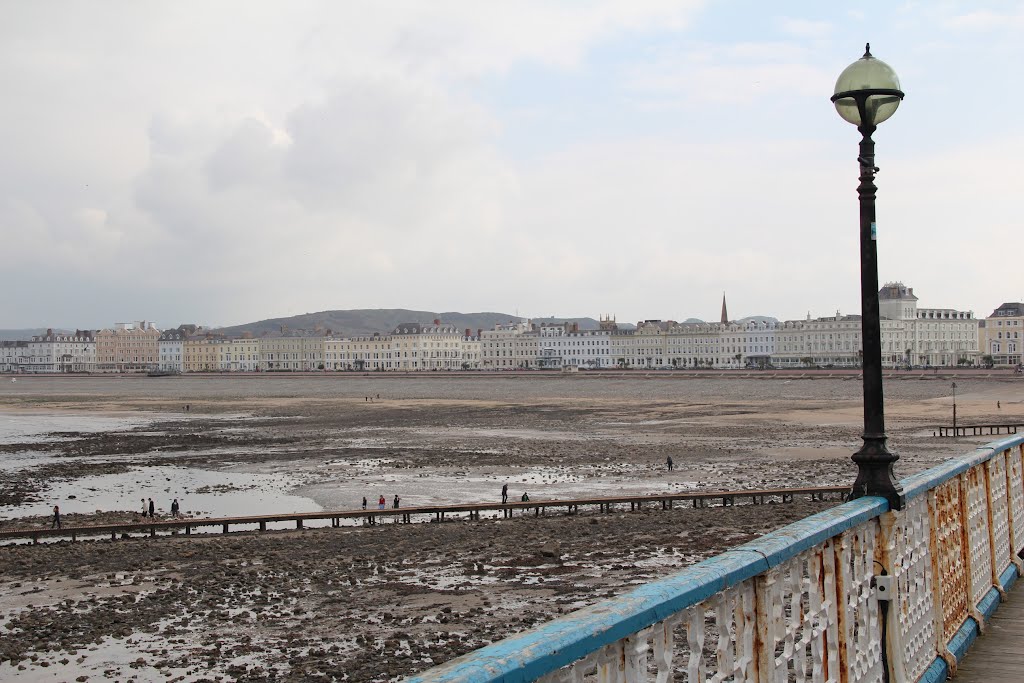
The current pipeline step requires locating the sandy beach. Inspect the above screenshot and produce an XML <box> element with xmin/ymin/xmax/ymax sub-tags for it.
<box><xmin>1</xmin><ymin>372</ymin><xmax>1021</xmax><ymax>681</ymax></box>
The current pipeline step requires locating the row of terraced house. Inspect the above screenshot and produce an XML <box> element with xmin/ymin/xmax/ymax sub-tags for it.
<box><xmin>0</xmin><ymin>320</ymin><xmax>482</xmax><ymax>373</ymax></box>
<box><xmin>2</xmin><ymin>285</ymin><xmax>1022</xmax><ymax>373</ymax></box>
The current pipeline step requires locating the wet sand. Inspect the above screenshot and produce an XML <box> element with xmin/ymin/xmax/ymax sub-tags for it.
<box><xmin>1</xmin><ymin>373</ymin><xmax>1021</xmax><ymax>681</ymax></box>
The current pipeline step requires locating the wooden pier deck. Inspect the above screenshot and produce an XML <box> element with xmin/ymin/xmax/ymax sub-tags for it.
<box><xmin>0</xmin><ymin>484</ymin><xmax>848</xmax><ymax>544</ymax></box>
<box><xmin>954</xmin><ymin>576</ymin><xmax>1024</xmax><ymax>682</ymax></box>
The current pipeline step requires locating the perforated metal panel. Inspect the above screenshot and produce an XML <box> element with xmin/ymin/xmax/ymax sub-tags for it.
<box><xmin>930</xmin><ymin>477</ymin><xmax>970</xmax><ymax>642</ymax></box>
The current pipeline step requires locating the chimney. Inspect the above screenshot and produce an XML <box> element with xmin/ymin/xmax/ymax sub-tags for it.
<box><xmin>433</xmin><ymin>318</ymin><xmax>441</xmax><ymax>325</ymax></box>
<box><xmin>477</xmin><ymin>328</ymin><xmax>482</xmax><ymax>339</ymax></box>
<box><xmin>572</xmin><ymin>322</ymin><xmax>579</xmax><ymax>333</ymax></box>
<box><xmin>47</xmin><ymin>328</ymin><xmax>53</xmax><ymax>336</ymax></box>
<box><xmin>465</xmin><ymin>328</ymin><xmax>471</xmax><ymax>338</ymax></box>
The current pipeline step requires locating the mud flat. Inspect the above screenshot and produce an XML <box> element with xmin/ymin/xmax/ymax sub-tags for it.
<box><xmin>0</xmin><ymin>374</ymin><xmax>1020</xmax><ymax>680</ymax></box>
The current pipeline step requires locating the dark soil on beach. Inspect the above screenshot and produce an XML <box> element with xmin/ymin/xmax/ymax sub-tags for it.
<box><xmin>1</xmin><ymin>374</ymin><xmax>1020</xmax><ymax>680</ymax></box>
<box><xmin>0</xmin><ymin>499</ymin><xmax>834</xmax><ymax>681</ymax></box>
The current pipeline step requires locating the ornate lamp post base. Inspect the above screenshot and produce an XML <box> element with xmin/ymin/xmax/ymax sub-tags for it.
<box><xmin>851</xmin><ymin>435</ymin><xmax>905</xmax><ymax>509</ymax></box>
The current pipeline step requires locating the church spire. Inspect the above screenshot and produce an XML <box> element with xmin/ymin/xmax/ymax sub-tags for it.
<box><xmin>720</xmin><ymin>292</ymin><xmax>729</xmax><ymax>324</ymax></box>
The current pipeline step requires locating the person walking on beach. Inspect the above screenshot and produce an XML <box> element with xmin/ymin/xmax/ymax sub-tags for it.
<box><xmin>148</xmin><ymin>498</ymin><xmax>155</xmax><ymax>518</ymax></box>
<box><xmin>666</xmin><ymin>455</ymin><xmax>673</xmax><ymax>472</ymax></box>
<box><xmin>362</xmin><ymin>496</ymin><xmax>367</xmax><ymax>510</ymax></box>
<box><xmin>141</xmin><ymin>498</ymin><xmax>148</xmax><ymax>517</ymax></box>
<box><xmin>170</xmin><ymin>498</ymin><xmax>180</xmax><ymax>518</ymax></box>
<box><xmin>51</xmin><ymin>505</ymin><xmax>61</xmax><ymax>529</ymax></box>
<box><xmin>378</xmin><ymin>495</ymin><xmax>386</xmax><ymax>510</ymax></box>
<box><xmin>393</xmin><ymin>494</ymin><xmax>400</xmax><ymax>508</ymax></box>
<box><xmin>501</xmin><ymin>483</ymin><xmax>508</xmax><ymax>504</ymax></box>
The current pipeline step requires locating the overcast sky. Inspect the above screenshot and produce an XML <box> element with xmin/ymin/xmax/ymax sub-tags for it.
<box><xmin>2</xmin><ymin>1</ymin><xmax>1021</xmax><ymax>329</ymax></box>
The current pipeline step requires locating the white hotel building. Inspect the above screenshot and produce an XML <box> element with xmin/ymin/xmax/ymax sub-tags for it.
<box><xmin>537</xmin><ymin>323</ymin><xmax>614</xmax><ymax>369</ymax></box>
<box><xmin>0</xmin><ymin>341</ymin><xmax>29</xmax><ymax>373</ymax></box>
<box><xmin>24</xmin><ymin>330</ymin><xmax>96</xmax><ymax>373</ymax></box>
<box><xmin>391</xmin><ymin>322</ymin><xmax>466</xmax><ymax>370</ymax></box>
<box><xmin>771</xmin><ymin>283</ymin><xmax>977</xmax><ymax>368</ymax></box>
<box><xmin>481</xmin><ymin>321</ymin><xmax>537</xmax><ymax>369</ymax></box>
<box><xmin>158</xmin><ymin>325</ymin><xmax>197</xmax><ymax>372</ymax></box>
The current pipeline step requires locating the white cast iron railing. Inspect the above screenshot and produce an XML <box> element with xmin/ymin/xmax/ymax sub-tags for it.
<box><xmin>406</xmin><ymin>434</ymin><xmax>1024</xmax><ymax>683</ymax></box>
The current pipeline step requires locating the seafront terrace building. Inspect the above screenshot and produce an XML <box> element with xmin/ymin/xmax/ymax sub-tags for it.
<box><xmin>536</xmin><ymin>323</ymin><xmax>614</xmax><ymax>369</ymax></box>
<box><xmin>219</xmin><ymin>337</ymin><xmax>261</xmax><ymax>371</ymax></box>
<box><xmin>95</xmin><ymin>321</ymin><xmax>159</xmax><ymax>373</ymax></box>
<box><xmin>183</xmin><ymin>335</ymin><xmax>222</xmax><ymax>373</ymax></box>
<box><xmin>0</xmin><ymin>341</ymin><xmax>29</xmax><ymax>373</ymax></box>
<box><xmin>480</xmin><ymin>321</ymin><xmax>536</xmax><ymax>369</ymax></box>
<box><xmin>878</xmin><ymin>282</ymin><xmax>978</xmax><ymax>367</ymax></box>
<box><xmin>259</xmin><ymin>336</ymin><xmax>321</xmax><ymax>371</ymax></box>
<box><xmin>980</xmin><ymin>302</ymin><xmax>1023</xmax><ymax>367</ymax></box>
<box><xmin>24</xmin><ymin>329</ymin><xmax>96</xmax><ymax>373</ymax></box>
<box><xmin>460</xmin><ymin>333</ymin><xmax>481</xmax><ymax>369</ymax></box>
<box><xmin>610</xmin><ymin>321</ymin><xmax>665</xmax><ymax>369</ymax></box>
<box><xmin>158</xmin><ymin>325</ymin><xmax>197</xmax><ymax>372</ymax></box>
<box><xmin>323</xmin><ymin>334</ymin><xmax>392</xmax><ymax>371</ymax></box>
<box><xmin>391</xmin><ymin>322</ymin><xmax>464</xmax><ymax>370</ymax></box>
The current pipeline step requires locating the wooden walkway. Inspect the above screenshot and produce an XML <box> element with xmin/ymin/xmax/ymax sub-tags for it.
<box><xmin>955</xmin><ymin>576</ymin><xmax>1024</xmax><ymax>682</ymax></box>
<box><xmin>935</xmin><ymin>423</ymin><xmax>1021</xmax><ymax>438</ymax></box>
<box><xmin>0</xmin><ymin>484</ymin><xmax>848</xmax><ymax>544</ymax></box>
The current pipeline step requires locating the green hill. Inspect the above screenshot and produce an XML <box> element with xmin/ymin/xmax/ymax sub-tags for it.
<box><xmin>213</xmin><ymin>310</ymin><xmax>619</xmax><ymax>338</ymax></box>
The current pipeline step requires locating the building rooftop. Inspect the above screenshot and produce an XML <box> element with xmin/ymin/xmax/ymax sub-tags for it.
<box><xmin>989</xmin><ymin>302</ymin><xmax>1024</xmax><ymax>318</ymax></box>
<box><xmin>878</xmin><ymin>282</ymin><xmax>918</xmax><ymax>301</ymax></box>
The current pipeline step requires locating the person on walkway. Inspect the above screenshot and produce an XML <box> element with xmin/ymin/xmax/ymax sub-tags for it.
<box><xmin>998</xmin><ymin>401</ymin><xmax>1001</xmax><ymax>409</ymax></box>
<box><xmin>51</xmin><ymin>505</ymin><xmax>61</xmax><ymax>529</ymax></box>
<box><xmin>501</xmin><ymin>483</ymin><xmax>508</xmax><ymax>504</ymax></box>
<box><xmin>666</xmin><ymin>456</ymin><xmax>674</xmax><ymax>472</ymax></box>
<box><xmin>141</xmin><ymin>498</ymin><xmax>147</xmax><ymax>517</ymax></box>
<box><xmin>521</xmin><ymin>492</ymin><xmax>530</xmax><ymax>502</ymax></box>
<box><xmin>170</xmin><ymin>498</ymin><xmax>180</xmax><ymax>518</ymax></box>
<box><xmin>362</xmin><ymin>496</ymin><xmax>367</xmax><ymax>510</ymax></box>
<box><xmin>378</xmin><ymin>495</ymin><xmax>386</xmax><ymax>510</ymax></box>
<box><xmin>393</xmin><ymin>494</ymin><xmax>400</xmax><ymax>508</ymax></box>
<box><xmin>148</xmin><ymin>498</ymin><xmax>155</xmax><ymax>518</ymax></box>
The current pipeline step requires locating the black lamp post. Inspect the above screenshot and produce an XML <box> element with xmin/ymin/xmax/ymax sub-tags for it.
<box><xmin>832</xmin><ymin>44</ymin><xmax>906</xmax><ymax>510</ymax></box>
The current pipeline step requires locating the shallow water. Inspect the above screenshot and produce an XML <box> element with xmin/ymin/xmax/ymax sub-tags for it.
<box><xmin>0</xmin><ymin>411</ymin><xmax>156</xmax><ymax>443</ymax></box>
<box><xmin>4</xmin><ymin>464</ymin><xmax>319</xmax><ymax>520</ymax></box>
<box><xmin>0</xmin><ymin>411</ymin><xmax>320</xmax><ymax>521</ymax></box>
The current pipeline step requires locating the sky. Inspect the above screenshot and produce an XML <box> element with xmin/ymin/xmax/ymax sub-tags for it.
<box><xmin>1</xmin><ymin>1</ymin><xmax>1022</xmax><ymax>330</ymax></box>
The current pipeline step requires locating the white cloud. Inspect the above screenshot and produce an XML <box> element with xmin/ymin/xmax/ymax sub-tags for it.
<box><xmin>944</xmin><ymin>9</ymin><xmax>1024</xmax><ymax>30</ymax></box>
<box><xmin>777</xmin><ymin>17</ymin><xmax>833</xmax><ymax>38</ymax></box>
<box><xmin>627</xmin><ymin>42</ymin><xmax>832</xmax><ymax>105</ymax></box>
<box><xmin>0</xmin><ymin>2</ymin><xmax>1020</xmax><ymax>329</ymax></box>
